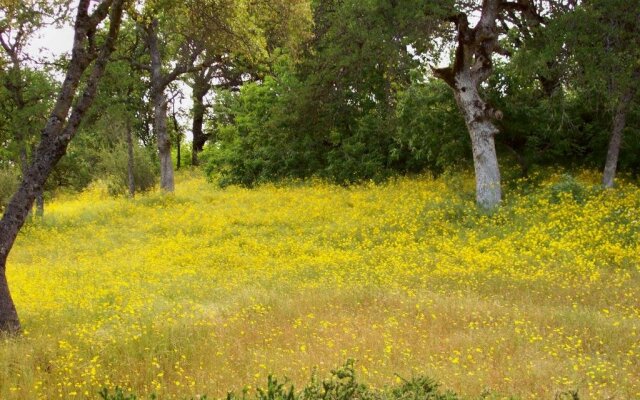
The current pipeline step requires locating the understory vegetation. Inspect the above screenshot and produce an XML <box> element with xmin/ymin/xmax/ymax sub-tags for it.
<box><xmin>1</xmin><ymin>171</ymin><xmax>638</xmax><ymax>399</ymax></box>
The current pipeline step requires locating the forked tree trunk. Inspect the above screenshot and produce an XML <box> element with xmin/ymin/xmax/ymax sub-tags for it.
<box><xmin>0</xmin><ymin>0</ymin><xmax>124</xmax><ymax>333</ymax></box>
<box><xmin>603</xmin><ymin>84</ymin><xmax>637</xmax><ymax>188</ymax></box>
<box><xmin>433</xmin><ymin>1</ymin><xmax>512</xmax><ymax>209</ymax></box>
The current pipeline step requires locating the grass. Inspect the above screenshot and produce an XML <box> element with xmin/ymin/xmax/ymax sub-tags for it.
<box><xmin>0</xmin><ymin>169</ymin><xmax>638</xmax><ymax>399</ymax></box>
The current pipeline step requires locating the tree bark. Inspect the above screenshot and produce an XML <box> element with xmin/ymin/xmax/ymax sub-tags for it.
<box><xmin>602</xmin><ymin>79</ymin><xmax>638</xmax><ymax>189</ymax></box>
<box><xmin>0</xmin><ymin>266</ymin><xmax>19</xmax><ymax>333</ymax></box>
<box><xmin>147</xmin><ymin>19</ymin><xmax>175</xmax><ymax>192</ymax></box>
<box><xmin>153</xmin><ymin>90</ymin><xmax>175</xmax><ymax>191</ymax></box>
<box><xmin>452</xmin><ymin>72</ymin><xmax>502</xmax><ymax>208</ymax></box>
<box><xmin>0</xmin><ymin>0</ymin><xmax>124</xmax><ymax>333</ymax></box>
<box><xmin>433</xmin><ymin>1</ymin><xmax>512</xmax><ymax>209</ymax></box>
<box><xmin>191</xmin><ymin>69</ymin><xmax>212</xmax><ymax>166</ymax></box>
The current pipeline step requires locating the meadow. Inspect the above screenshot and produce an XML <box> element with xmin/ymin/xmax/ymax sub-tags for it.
<box><xmin>0</xmin><ymin>170</ymin><xmax>638</xmax><ymax>399</ymax></box>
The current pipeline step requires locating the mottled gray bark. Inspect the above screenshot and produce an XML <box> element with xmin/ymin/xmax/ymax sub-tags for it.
<box><xmin>433</xmin><ymin>0</ymin><xmax>519</xmax><ymax>209</ymax></box>
<box><xmin>155</xmin><ymin>90</ymin><xmax>174</xmax><ymax>191</ymax></box>
<box><xmin>453</xmin><ymin>72</ymin><xmax>502</xmax><ymax>208</ymax></box>
<box><xmin>0</xmin><ymin>0</ymin><xmax>125</xmax><ymax>333</ymax></box>
<box><xmin>146</xmin><ymin>20</ymin><xmax>175</xmax><ymax>192</ymax></box>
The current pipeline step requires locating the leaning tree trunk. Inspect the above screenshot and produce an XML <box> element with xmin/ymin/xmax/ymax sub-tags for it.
<box><xmin>603</xmin><ymin>83</ymin><xmax>637</xmax><ymax>188</ymax></box>
<box><xmin>0</xmin><ymin>0</ymin><xmax>124</xmax><ymax>334</ymax></box>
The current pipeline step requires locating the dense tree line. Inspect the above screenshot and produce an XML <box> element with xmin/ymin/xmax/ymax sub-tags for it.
<box><xmin>203</xmin><ymin>0</ymin><xmax>638</xmax><ymax>204</ymax></box>
<box><xmin>0</xmin><ymin>0</ymin><xmax>638</xmax><ymax>331</ymax></box>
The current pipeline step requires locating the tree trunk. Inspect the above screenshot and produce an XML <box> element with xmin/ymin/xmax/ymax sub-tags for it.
<box><xmin>176</xmin><ymin>134</ymin><xmax>181</xmax><ymax>170</ymax></box>
<box><xmin>154</xmin><ymin>91</ymin><xmax>175</xmax><ymax>191</ymax></box>
<box><xmin>191</xmin><ymin>71</ymin><xmax>210</xmax><ymax>166</ymax></box>
<box><xmin>0</xmin><ymin>268</ymin><xmax>19</xmax><ymax>333</ymax></box>
<box><xmin>453</xmin><ymin>73</ymin><xmax>502</xmax><ymax>208</ymax></box>
<box><xmin>603</xmin><ymin>84</ymin><xmax>637</xmax><ymax>188</ymax></box>
<box><xmin>147</xmin><ymin>19</ymin><xmax>175</xmax><ymax>192</ymax></box>
<box><xmin>0</xmin><ymin>0</ymin><xmax>124</xmax><ymax>333</ymax></box>
<box><xmin>126</xmin><ymin>120</ymin><xmax>136</xmax><ymax>197</ymax></box>
<box><xmin>433</xmin><ymin>2</ymin><xmax>508</xmax><ymax>209</ymax></box>
<box><xmin>172</xmin><ymin>111</ymin><xmax>182</xmax><ymax>170</ymax></box>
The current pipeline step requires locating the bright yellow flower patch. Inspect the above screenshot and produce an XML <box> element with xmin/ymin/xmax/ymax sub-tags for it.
<box><xmin>1</xmin><ymin>170</ymin><xmax>638</xmax><ymax>399</ymax></box>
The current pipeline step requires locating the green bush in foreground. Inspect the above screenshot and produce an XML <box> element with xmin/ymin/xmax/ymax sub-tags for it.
<box><xmin>99</xmin><ymin>360</ymin><xmax>584</xmax><ymax>400</ymax></box>
<box><xmin>99</xmin><ymin>361</ymin><xmax>462</xmax><ymax>400</ymax></box>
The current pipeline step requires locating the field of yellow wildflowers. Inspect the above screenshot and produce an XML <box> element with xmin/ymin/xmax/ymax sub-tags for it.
<box><xmin>1</xmin><ymin>171</ymin><xmax>638</xmax><ymax>399</ymax></box>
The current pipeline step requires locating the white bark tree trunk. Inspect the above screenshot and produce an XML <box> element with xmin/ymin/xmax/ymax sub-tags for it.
<box><xmin>432</xmin><ymin>0</ymin><xmax>514</xmax><ymax>209</ymax></box>
<box><xmin>453</xmin><ymin>73</ymin><xmax>501</xmax><ymax>208</ymax></box>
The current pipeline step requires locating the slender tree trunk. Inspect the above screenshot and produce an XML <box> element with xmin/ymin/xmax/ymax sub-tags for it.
<box><xmin>603</xmin><ymin>84</ymin><xmax>637</xmax><ymax>188</ymax></box>
<box><xmin>126</xmin><ymin>121</ymin><xmax>136</xmax><ymax>197</ymax></box>
<box><xmin>191</xmin><ymin>72</ymin><xmax>209</xmax><ymax>166</ymax></box>
<box><xmin>176</xmin><ymin>135</ymin><xmax>181</xmax><ymax>170</ymax></box>
<box><xmin>153</xmin><ymin>90</ymin><xmax>175</xmax><ymax>191</ymax></box>
<box><xmin>147</xmin><ymin>19</ymin><xmax>175</xmax><ymax>192</ymax></box>
<box><xmin>172</xmin><ymin>111</ymin><xmax>182</xmax><ymax>170</ymax></box>
<box><xmin>0</xmin><ymin>0</ymin><xmax>124</xmax><ymax>333</ymax></box>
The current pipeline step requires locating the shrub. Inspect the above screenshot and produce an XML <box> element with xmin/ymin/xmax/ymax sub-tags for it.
<box><xmin>96</xmin><ymin>143</ymin><xmax>158</xmax><ymax>196</ymax></box>
<box><xmin>549</xmin><ymin>174</ymin><xmax>589</xmax><ymax>204</ymax></box>
<box><xmin>100</xmin><ymin>361</ymin><xmax>460</xmax><ymax>400</ymax></box>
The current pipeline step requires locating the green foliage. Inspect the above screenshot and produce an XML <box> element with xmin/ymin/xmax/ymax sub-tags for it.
<box><xmin>554</xmin><ymin>390</ymin><xmax>580</xmax><ymax>400</ymax></box>
<box><xmin>96</xmin><ymin>143</ymin><xmax>158</xmax><ymax>196</ymax></box>
<box><xmin>394</xmin><ymin>79</ymin><xmax>469</xmax><ymax>173</ymax></box>
<box><xmin>99</xmin><ymin>361</ymin><xmax>460</xmax><ymax>400</ymax></box>
<box><xmin>390</xmin><ymin>375</ymin><xmax>459</xmax><ymax>400</ymax></box>
<box><xmin>98</xmin><ymin>387</ymin><xmax>140</xmax><ymax>400</ymax></box>
<box><xmin>549</xmin><ymin>174</ymin><xmax>590</xmax><ymax>204</ymax></box>
<box><xmin>203</xmin><ymin>1</ymin><xmax>457</xmax><ymax>186</ymax></box>
<box><xmin>203</xmin><ymin>67</ymin><xmax>321</xmax><ymax>187</ymax></box>
<box><xmin>0</xmin><ymin>167</ymin><xmax>18</xmax><ymax>209</ymax></box>
<box><xmin>48</xmin><ymin>148</ymin><xmax>94</xmax><ymax>192</ymax></box>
